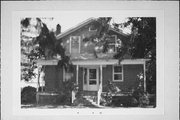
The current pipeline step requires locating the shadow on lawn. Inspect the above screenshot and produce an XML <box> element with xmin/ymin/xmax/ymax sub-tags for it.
<box><xmin>21</xmin><ymin>103</ymin><xmax>100</xmax><ymax>109</ymax></box>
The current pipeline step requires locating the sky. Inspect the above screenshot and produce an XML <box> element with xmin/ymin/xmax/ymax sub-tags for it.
<box><xmin>39</xmin><ymin>11</ymin><xmax>131</xmax><ymax>34</ymax></box>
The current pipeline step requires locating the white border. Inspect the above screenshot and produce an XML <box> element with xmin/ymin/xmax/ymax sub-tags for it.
<box><xmin>12</xmin><ymin>10</ymin><xmax>164</xmax><ymax>116</ymax></box>
<box><xmin>2</xmin><ymin>1</ymin><xmax>179</xmax><ymax>120</ymax></box>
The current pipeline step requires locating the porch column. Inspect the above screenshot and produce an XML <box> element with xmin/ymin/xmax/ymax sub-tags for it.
<box><xmin>36</xmin><ymin>65</ymin><xmax>42</xmax><ymax>104</ymax></box>
<box><xmin>143</xmin><ymin>63</ymin><xmax>146</xmax><ymax>92</ymax></box>
<box><xmin>37</xmin><ymin>65</ymin><xmax>42</xmax><ymax>92</ymax></box>
<box><xmin>97</xmin><ymin>65</ymin><xmax>103</xmax><ymax>105</ymax></box>
<box><xmin>100</xmin><ymin>65</ymin><xmax>103</xmax><ymax>90</ymax></box>
<box><xmin>76</xmin><ymin>65</ymin><xmax>79</xmax><ymax>85</ymax></box>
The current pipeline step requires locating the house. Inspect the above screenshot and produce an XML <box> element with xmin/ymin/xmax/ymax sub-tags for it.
<box><xmin>36</xmin><ymin>18</ymin><xmax>149</xmax><ymax>106</ymax></box>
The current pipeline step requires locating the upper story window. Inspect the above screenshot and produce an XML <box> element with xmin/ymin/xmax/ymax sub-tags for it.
<box><xmin>89</xmin><ymin>25</ymin><xmax>97</xmax><ymax>31</ymax></box>
<box><xmin>106</xmin><ymin>35</ymin><xmax>122</xmax><ymax>53</ymax></box>
<box><xmin>70</xmin><ymin>36</ymin><xmax>81</xmax><ymax>55</ymax></box>
<box><xmin>106</xmin><ymin>35</ymin><xmax>117</xmax><ymax>53</ymax></box>
<box><xmin>113</xmin><ymin>65</ymin><xmax>123</xmax><ymax>82</ymax></box>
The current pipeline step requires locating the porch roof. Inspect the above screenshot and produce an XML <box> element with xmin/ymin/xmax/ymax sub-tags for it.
<box><xmin>36</xmin><ymin>59</ymin><xmax>149</xmax><ymax>66</ymax></box>
<box><xmin>72</xmin><ymin>59</ymin><xmax>119</xmax><ymax>65</ymax></box>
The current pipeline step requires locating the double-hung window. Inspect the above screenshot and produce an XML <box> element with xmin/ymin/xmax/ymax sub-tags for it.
<box><xmin>106</xmin><ymin>35</ymin><xmax>117</xmax><ymax>53</ymax></box>
<box><xmin>113</xmin><ymin>65</ymin><xmax>123</xmax><ymax>82</ymax></box>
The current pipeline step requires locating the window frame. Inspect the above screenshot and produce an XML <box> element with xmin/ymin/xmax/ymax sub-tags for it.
<box><xmin>69</xmin><ymin>36</ymin><xmax>81</xmax><ymax>54</ymax></box>
<box><xmin>83</xmin><ymin>68</ymin><xmax>88</xmax><ymax>85</ymax></box>
<box><xmin>88</xmin><ymin>25</ymin><xmax>97</xmax><ymax>32</ymax></box>
<box><xmin>88</xmin><ymin>68</ymin><xmax>97</xmax><ymax>85</ymax></box>
<box><xmin>107</xmin><ymin>35</ymin><xmax>118</xmax><ymax>52</ymax></box>
<box><xmin>112</xmin><ymin>65</ymin><xmax>123</xmax><ymax>82</ymax></box>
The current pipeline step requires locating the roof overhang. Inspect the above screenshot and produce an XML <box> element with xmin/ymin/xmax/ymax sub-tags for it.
<box><xmin>56</xmin><ymin>18</ymin><xmax>96</xmax><ymax>40</ymax></box>
<box><xmin>36</xmin><ymin>59</ymin><xmax>150</xmax><ymax>66</ymax></box>
<box><xmin>109</xmin><ymin>27</ymin><xmax>130</xmax><ymax>37</ymax></box>
<box><xmin>120</xmin><ymin>59</ymin><xmax>150</xmax><ymax>65</ymax></box>
<box><xmin>72</xmin><ymin>59</ymin><xmax>119</xmax><ymax>66</ymax></box>
<box><xmin>36</xmin><ymin>59</ymin><xmax>59</xmax><ymax>65</ymax></box>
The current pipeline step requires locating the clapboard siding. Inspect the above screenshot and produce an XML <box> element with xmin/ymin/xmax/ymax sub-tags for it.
<box><xmin>102</xmin><ymin>64</ymin><xmax>143</xmax><ymax>92</ymax></box>
<box><xmin>44</xmin><ymin>66</ymin><xmax>63</xmax><ymax>91</ymax></box>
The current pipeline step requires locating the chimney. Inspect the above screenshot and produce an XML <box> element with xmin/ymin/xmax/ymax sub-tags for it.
<box><xmin>56</xmin><ymin>24</ymin><xmax>61</xmax><ymax>35</ymax></box>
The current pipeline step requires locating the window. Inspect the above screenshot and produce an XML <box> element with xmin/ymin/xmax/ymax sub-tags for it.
<box><xmin>89</xmin><ymin>25</ymin><xmax>97</xmax><ymax>31</ymax></box>
<box><xmin>89</xmin><ymin>69</ymin><xmax>97</xmax><ymax>85</ymax></box>
<box><xmin>106</xmin><ymin>35</ymin><xmax>118</xmax><ymax>52</ymax></box>
<box><xmin>70</xmin><ymin>36</ymin><xmax>81</xmax><ymax>54</ymax></box>
<box><xmin>113</xmin><ymin>65</ymin><xmax>123</xmax><ymax>82</ymax></box>
<box><xmin>83</xmin><ymin>68</ymin><xmax>87</xmax><ymax>84</ymax></box>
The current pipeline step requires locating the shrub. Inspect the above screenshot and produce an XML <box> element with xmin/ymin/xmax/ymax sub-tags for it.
<box><xmin>100</xmin><ymin>80</ymin><xmax>121</xmax><ymax>106</ymax></box>
<box><xmin>21</xmin><ymin>86</ymin><xmax>36</xmax><ymax>104</ymax></box>
<box><xmin>100</xmin><ymin>93</ymin><xmax>113</xmax><ymax>106</ymax></box>
<box><xmin>131</xmin><ymin>88</ymin><xmax>150</xmax><ymax>107</ymax></box>
<box><xmin>56</xmin><ymin>80</ymin><xmax>76</xmax><ymax>105</ymax></box>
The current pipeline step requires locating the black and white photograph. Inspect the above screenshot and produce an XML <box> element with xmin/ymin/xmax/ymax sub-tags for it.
<box><xmin>1</xmin><ymin>1</ymin><xmax>179</xmax><ymax>120</ymax></box>
<box><xmin>20</xmin><ymin>16</ymin><xmax>156</xmax><ymax>109</ymax></box>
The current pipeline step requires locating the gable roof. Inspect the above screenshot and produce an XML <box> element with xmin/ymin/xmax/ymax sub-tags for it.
<box><xmin>108</xmin><ymin>27</ymin><xmax>130</xmax><ymax>37</ymax></box>
<box><xmin>56</xmin><ymin>18</ymin><xmax>96</xmax><ymax>40</ymax></box>
<box><xmin>56</xmin><ymin>17</ymin><xmax>130</xmax><ymax>40</ymax></box>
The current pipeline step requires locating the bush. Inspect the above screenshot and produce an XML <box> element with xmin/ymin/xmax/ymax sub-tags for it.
<box><xmin>55</xmin><ymin>80</ymin><xmax>76</xmax><ymax>105</ymax></box>
<box><xmin>131</xmin><ymin>88</ymin><xmax>150</xmax><ymax>107</ymax></box>
<box><xmin>100</xmin><ymin>93</ymin><xmax>113</xmax><ymax>106</ymax></box>
<box><xmin>21</xmin><ymin>86</ymin><xmax>36</xmax><ymax>104</ymax></box>
<box><xmin>100</xmin><ymin>80</ymin><xmax>120</xmax><ymax>106</ymax></box>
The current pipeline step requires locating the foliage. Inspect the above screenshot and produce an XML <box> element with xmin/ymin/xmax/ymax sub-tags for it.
<box><xmin>101</xmin><ymin>72</ymin><xmax>150</xmax><ymax>107</ymax></box>
<box><xmin>130</xmin><ymin>72</ymin><xmax>150</xmax><ymax>107</ymax></box>
<box><xmin>21</xmin><ymin>18</ymin><xmax>71</xmax><ymax>82</ymax></box>
<box><xmin>21</xmin><ymin>86</ymin><xmax>36</xmax><ymax>104</ymax></box>
<box><xmin>100</xmin><ymin>80</ymin><xmax>121</xmax><ymax>106</ymax></box>
<box><xmin>114</xmin><ymin>17</ymin><xmax>156</xmax><ymax>94</ymax></box>
<box><xmin>56</xmin><ymin>80</ymin><xmax>76</xmax><ymax>105</ymax></box>
<box><xmin>128</xmin><ymin>18</ymin><xmax>156</xmax><ymax>94</ymax></box>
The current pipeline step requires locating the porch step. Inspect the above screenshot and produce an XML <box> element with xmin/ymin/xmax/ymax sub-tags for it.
<box><xmin>83</xmin><ymin>96</ymin><xmax>97</xmax><ymax>103</ymax></box>
<box><xmin>83</xmin><ymin>96</ymin><xmax>105</xmax><ymax>108</ymax></box>
<box><xmin>82</xmin><ymin>91</ymin><xmax>97</xmax><ymax>96</ymax></box>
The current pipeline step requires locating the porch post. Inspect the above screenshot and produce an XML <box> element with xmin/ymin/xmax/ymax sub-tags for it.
<box><xmin>143</xmin><ymin>63</ymin><xmax>146</xmax><ymax>92</ymax></box>
<box><xmin>37</xmin><ymin>65</ymin><xmax>42</xmax><ymax>92</ymax></box>
<box><xmin>97</xmin><ymin>65</ymin><xmax>103</xmax><ymax>105</ymax></box>
<box><xmin>36</xmin><ymin>65</ymin><xmax>41</xmax><ymax>104</ymax></box>
<box><xmin>100</xmin><ymin>65</ymin><xmax>103</xmax><ymax>91</ymax></box>
<box><xmin>76</xmin><ymin>65</ymin><xmax>79</xmax><ymax>85</ymax></box>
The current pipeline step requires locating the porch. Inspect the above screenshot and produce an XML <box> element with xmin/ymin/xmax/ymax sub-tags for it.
<box><xmin>35</xmin><ymin>58</ymin><xmax>148</xmax><ymax>106</ymax></box>
<box><xmin>36</xmin><ymin>59</ymin><xmax>119</xmax><ymax>105</ymax></box>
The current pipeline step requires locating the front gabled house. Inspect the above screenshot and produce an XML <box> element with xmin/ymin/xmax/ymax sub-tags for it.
<box><xmin>36</xmin><ymin>18</ymin><xmax>149</xmax><ymax>106</ymax></box>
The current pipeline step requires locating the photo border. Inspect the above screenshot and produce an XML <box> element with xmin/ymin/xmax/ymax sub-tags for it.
<box><xmin>1</xmin><ymin>1</ymin><xmax>179</xmax><ymax>120</ymax></box>
<box><xmin>12</xmin><ymin>10</ymin><xmax>164</xmax><ymax>116</ymax></box>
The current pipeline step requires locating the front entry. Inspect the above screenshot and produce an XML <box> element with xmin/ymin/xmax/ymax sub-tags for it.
<box><xmin>83</xmin><ymin>68</ymin><xmax>99</xmax><ymax>91</ymax></box>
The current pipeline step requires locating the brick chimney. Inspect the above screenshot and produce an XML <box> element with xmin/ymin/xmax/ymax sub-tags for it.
<box><xmin>56</xmin><ymin>24</ymin><xmax>61</xmax><ymax>35</ymax></box>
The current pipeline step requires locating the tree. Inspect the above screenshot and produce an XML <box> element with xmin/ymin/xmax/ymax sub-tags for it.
<box><xmin>121</xmin><ymin>17</ymin><xmax>156</xmax><ymax>94</ymax></box>
<box><xmin>21</xmin><ymin>18</ymin><xmax>70</xmax><ymax>83</ymax></box>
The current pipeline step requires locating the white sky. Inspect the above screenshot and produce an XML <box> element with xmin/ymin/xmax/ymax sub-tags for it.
<box><xmin>40</xmin><ymin>11</ymin><xmax>131</xmax><ymax>33</ymax></box>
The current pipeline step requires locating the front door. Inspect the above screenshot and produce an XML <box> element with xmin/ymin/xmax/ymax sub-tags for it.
<box><xmin>83</xmin><ymin>68</ymin><xmax>99</xmax><ymax>91</ymax></box>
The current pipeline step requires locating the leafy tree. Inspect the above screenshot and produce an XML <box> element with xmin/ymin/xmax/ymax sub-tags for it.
<box><xmin>118</xmin><ymin>17</ymin><xmax>156</xmax><ymax>94</ymax></box>
<box><xmin>21</xmin><ymin>18</ymin><xmax>71</xmax><ymax>83</ymax></box>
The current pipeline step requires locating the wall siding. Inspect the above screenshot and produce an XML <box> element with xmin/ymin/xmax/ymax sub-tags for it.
<box><xmin>44</xmin><ymin>64</ymin><xmax>144</xmax><ymax>93</ymax></box>
<box><xmin>102</xmin><ymin>64</ymin><xmax>144</xmax><ymax>92</ymax></box>
<box><xmin>78</xmin><ymin>67</ymin><xmax>83</xmax><ymax>91</ymax></box>
<box><xmin>44</xmin><ymin>65</ymin><xmax>63</xmax><ymax>92</ymax></box>
<box><xmin>61</xmin><ymin>23</ymin><xmax>98</xmax><ymax>57</ymax></box>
